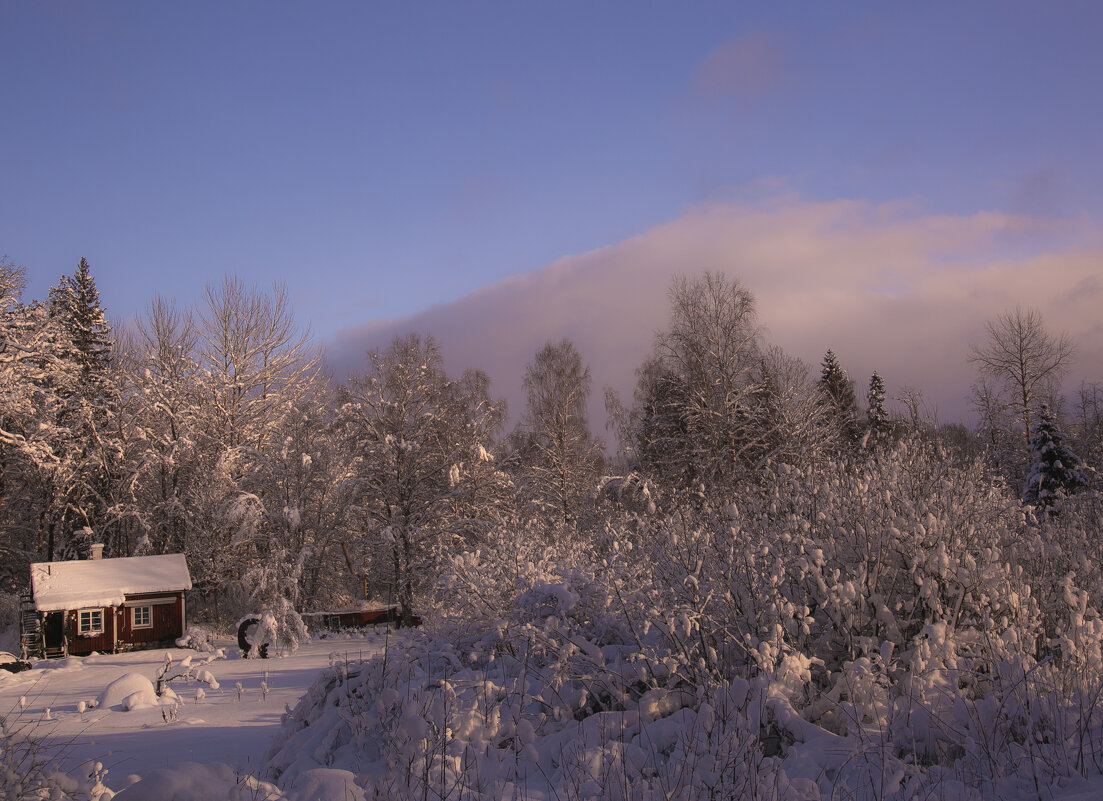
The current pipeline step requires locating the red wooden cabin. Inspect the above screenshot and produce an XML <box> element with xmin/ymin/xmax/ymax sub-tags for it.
<box><xmin>23</xmin><ymin>552</ymin><xmax>192</xmax><ymax>659</ymax></box>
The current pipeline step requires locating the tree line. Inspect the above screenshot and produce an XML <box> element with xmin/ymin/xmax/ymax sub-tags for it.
<box><xmin>0</xmin><ymin>258</ymin><xmax>1097</xmax><ymax>631</ymax></box>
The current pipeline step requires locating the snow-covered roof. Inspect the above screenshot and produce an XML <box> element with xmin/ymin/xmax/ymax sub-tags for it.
<box><xmin>30</xmin><ymin>553</ymin><xmax>192</xmax><ymax>612</ymax></box>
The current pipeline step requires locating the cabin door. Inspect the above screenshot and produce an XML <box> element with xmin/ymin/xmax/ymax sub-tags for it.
<box><xmin>43</xmin><ymin>612</ymin><xmax>65</xmax><ymax>651</ymax></box>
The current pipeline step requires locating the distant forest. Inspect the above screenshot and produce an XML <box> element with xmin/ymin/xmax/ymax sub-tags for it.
<box><xmin>0</xmin><ymin>258</ymin><xmax>1098</xmax><ymax>625</ymax></box>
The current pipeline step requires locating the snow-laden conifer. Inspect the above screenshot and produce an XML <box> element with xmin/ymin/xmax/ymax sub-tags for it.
<box><xmin>867</xmin><ymin>370</ymin><xmax>887</xmax><ymax>433</ymax></box>
<box><xmin>1022</xmin><ymin>402</ymin><xmax>1087</xmax><ymax>508</ymax></box>
<box><xmin>818</xmin><ymin>348</ymin><xmax>859</xmax><ymax>442</ymax></box>
<box><xmin>47</xmin><ymin>257</ymin><xmax>113</xmax><ymax>382</ymax></box>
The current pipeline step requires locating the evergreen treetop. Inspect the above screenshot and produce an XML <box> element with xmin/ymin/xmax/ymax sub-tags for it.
<box><xmin>819</xmin><ymin>349</ymin><xmax>859</xmax><ymax>442</ymax></box>
<box><xmin>820</xmin><ymin>350</ymin><xmax>855</xmax><ymax>407</ymax></box>
<box><xmin>1022</xmin><ymin>402</ymin><xmax>1087</xmax><ymax>508</ymax></box>
<box><xmin>48</xmin><ymin>257</ymin><xmax>113</xmax><ymax>381</ymax></box>
<box><xmin>867</xmin><ymin>370</ymin><xmax>888</xmax><ymax>431</ymax></box>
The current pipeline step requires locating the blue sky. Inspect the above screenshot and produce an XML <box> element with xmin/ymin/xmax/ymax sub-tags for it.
<box><xmin>2</xmin><ymin>2</ymin><xmax>1102</xmax><ymax>420</ymax></box>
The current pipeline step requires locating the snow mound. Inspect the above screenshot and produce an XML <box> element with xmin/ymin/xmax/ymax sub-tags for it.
<box><xmin>98</xmin><ymin>672</ymin><xmax>159</xmax><ymax>711</ymax></box>
<box><xmin>112</xmin><ymin>761</ymin><xmax>282</xmax><ymax>800</ymax></box>
<box><xmin>111</xmin><ymin>762</ymin><xmax>361</xmax><ymax>801</ymax></box>
<box><xmin>284</xmin><ymin>769</ymin><xmax>367</xmax><ymax>801</ymax></box>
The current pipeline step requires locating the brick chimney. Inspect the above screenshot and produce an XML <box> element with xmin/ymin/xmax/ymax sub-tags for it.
<box><xmin>90</xmin><ymin>543</ymin><xmax>104</xmax><ymax>560</ymax></box>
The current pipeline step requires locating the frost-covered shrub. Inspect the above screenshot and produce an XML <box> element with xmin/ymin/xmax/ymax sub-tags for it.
<box><xmin>249</xmin><ymin>603</ymin><xmax>310</xmax><ymax>657</ymax></box>
<box><xmin>633</xmin><ymin>440</ymin><xmax>1102</xmax><ymax>786</ymax></box>
<box><xmin>0</xmin><ymin>716</ymin><xmax>114</xmax><ymax>800</ymax></box>
<box><xmin>574</xmin><ymin>440</ymin><xmax>1041</xmax><ymax>701</ymax></box>
<box><xmin>265</xmin><ymin>635</ymin><xmax>789</xmax><ymax>801</ymax></box>
<box><xmin>154</xmin><ymin>650</ymin><xmax>223</xmax><ymax>698</ymax></box>
<box><xmin>431</xmin><ymin>525</ymin><xmax>659</xmax><ymax>721</ymax></box>
<box><xmin>747</xmin><ymin>442</ymin><xmax>1037</xmax><ymax>668</ymax></box>
<box><xmin>281</xmin><ymin>435</ymin><xmax>1103</xmax><ymax>798</ymax></box>
<box><xmin>430</xmin><ymin>526</ymin><xmax>574</xmax><ymax>627</ymax></box>
<box><xmin>1022</xmin><ymin>490</ymin><xmax>1103</xmax><ymax>666</ymax></box>
<box><xmin>175</xmin><ymin>625</ymin><xmax>218</xmax><ymax>652</ymax></box>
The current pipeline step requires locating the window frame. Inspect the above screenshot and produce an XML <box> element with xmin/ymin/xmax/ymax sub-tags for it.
<box><xmin>131</xmin><ymin>605</ymin><xmax>153</xmax><ymax>629</ymax></box>
<box><xmin>78</xmin><ymin>608</ymin><xmax>104</xmax><ymax>636</ymax></box>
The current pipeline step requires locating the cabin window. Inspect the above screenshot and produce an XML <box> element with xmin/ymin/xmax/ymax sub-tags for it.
<box><xmin>132</xmin><ymin>606</ymin><xmax>152</xmax><ymax>629</ymax></box>
<box><xmin>78</xmin><ymin>609</ymin><xmax>103</xmax><ymax>636</ymax></box>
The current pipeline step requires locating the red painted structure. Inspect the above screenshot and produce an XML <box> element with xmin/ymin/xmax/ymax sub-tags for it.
<box><xmin>24</xmin><ymin>553</ymin><xmax>191</xmax><ymax>659</ymax></box>
<box><xmin>301</xmin><ymin>606</ymin><xmax>420</xmax><ymax>631</ymax></box>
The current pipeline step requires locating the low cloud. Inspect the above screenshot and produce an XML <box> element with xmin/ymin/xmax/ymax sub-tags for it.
<box><xmin>328</xmin><ymin>196</ymin><xmax>1103</xmax><ymax>436</ymax></box>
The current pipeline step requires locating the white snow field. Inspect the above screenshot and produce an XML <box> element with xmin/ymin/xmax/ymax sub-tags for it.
<box><xmin>0</xmin><ymin>633</ymin><xmax>386</xmax><ymax>799</ymax></box>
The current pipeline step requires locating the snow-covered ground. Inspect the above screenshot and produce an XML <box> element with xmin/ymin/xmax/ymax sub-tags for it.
<box><xmin>5</xmin><ymin>628</ymin><xmax>1103</xmax><ymax>800</ymax></box>
<box><xmin>0</xmin><ymin>632</ymin><xmax>385</xmax><ymax>797</ymax></box>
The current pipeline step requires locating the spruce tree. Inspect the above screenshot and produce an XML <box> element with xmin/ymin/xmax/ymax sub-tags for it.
<box><xmin>48</xmin><ymin>258</ymin><xmax>113</xmax><ymax>382</ymax></box>
<box><xmin>43</xmin><ymin>259</ymin><xmax>117</xmax><ymax>559</ymax></box>
<box><xmin>1022</xmin><ymin>403</ymin><xmax>1087</xmax><ymax>508</ymax></box>
<box><xmin>819</xmin><ymin>349</ymin><xmax>859</xmax><ymax>441</ymax></box>
<box><xmin>867</xmin><ymin>371</ymin><xmax>888</xmax><ymax>434</ymax></box>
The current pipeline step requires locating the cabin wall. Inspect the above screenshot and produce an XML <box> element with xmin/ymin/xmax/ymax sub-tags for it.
<box><xmin>55</xmin><ymin>591</ymin><xmax>185</xmax><ymax>656</ymax></box>
<box><xmin>118</xmin><ymin>592</ymin><xmax>185</xmax><ymax>648</ymax></box>
<box><xmin>65</xmin><ymin>607</ymin><xmax>113</xmax><ymax>656</ymax></box>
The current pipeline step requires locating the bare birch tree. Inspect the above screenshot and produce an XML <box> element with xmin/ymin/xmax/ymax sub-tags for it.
<box><xmin>512</xmin><ymin>339</ymin><xmax>602</xmax><ymax>533</ymax></box>
<box><xmin>969</xmin><ymin>306</ymin><xmax>1075</xmax><ymax>453</ymax></box>
<box><xmin>336</xmin><ymin>334</ymin><xmax>505</xmax><ymax>625</ymax></box>
<box><xmin>199</xmin><ymin>276</ymin><xmax>320</xmax><ymax>452</ymax></box>
<box><xmin>633</xmin><ymin>272</ymin><xmax>764</xmax><ymax>492</ymax></box>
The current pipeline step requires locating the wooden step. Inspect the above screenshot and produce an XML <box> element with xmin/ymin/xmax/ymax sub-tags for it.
<box><xmin>19</xmin><ymin>597</ymin><xmax>46</xmax><ymax>658</ymax></box>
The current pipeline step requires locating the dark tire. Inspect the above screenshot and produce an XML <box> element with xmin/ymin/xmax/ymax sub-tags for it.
<box><xmin>237</xmin><ymin>617</ymin><xmax>269</xmax><ymax>658</ymax></box>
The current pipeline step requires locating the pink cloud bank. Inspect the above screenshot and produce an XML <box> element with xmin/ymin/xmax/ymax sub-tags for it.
<box><xmin>328</xmin><ymin>197</ymin><xmax>1103</xmax><ymax>433</ymax></box>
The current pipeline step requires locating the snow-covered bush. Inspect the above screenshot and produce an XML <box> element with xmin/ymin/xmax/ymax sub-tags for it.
<box><xmin>154</xmin><ymin>651</ymin><xmax>223</xmax><ymax>697</ymax></box>
<box><xmin>797</xmin><ymin>447</ymin><xmax>1021</xmax><ymax>645</ymax></box>
<box><xmin>0</xmin><ymin>716</ymin><xmax>113</xmax><ymax>800</ymax></box>
<box><xmin>232</xmin><ymin>494</ymin><xmax>311</xmax><ymax>655</ymax></box>
<box><xmin>1023</xmin><ymin>489</ymin><xmax>1103</xmax><ymax>666</ymax></box>
<box><xmin>175</xmin><ymin>625</ymin><xmax>218</xmax><ymax>652</ymax></box>
<box><xmin>247</xmin><ymin>604</ymin><xmax>310</xmax><ymax>658</ymax></box>
<box><xmin>266</xmin><ymin>635</ymin><xmax>790</xmax><ymax>800</ymax></box>
<box><xmin>262</xmin><ymin>434</ymin><xmax>1103</xmax><ymax>798</ymax></box>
